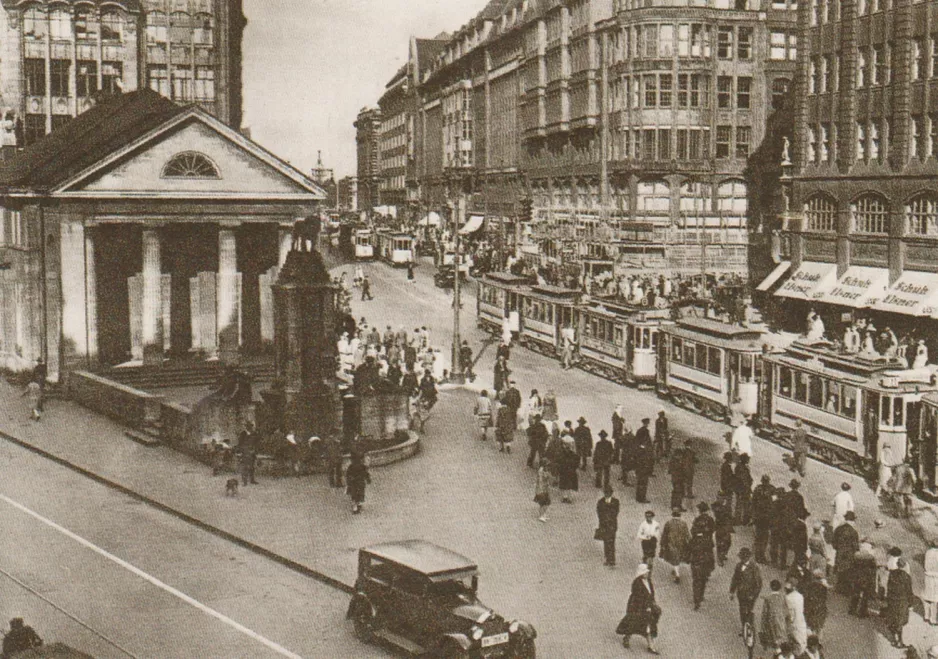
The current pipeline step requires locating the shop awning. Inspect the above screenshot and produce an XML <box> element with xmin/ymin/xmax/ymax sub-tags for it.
<box><xmin>775</xmin><ymin>261</ymin><xmax>838</xmax><ymax>300</ymax></box>
<box><xmin>756</xmin><ymin>261</ymin><xmax>791</xmax><ymax>292</ymax></box>
<box><xmin>815</xmin><ymin>266</ymin><xmax>889</xmax><ymax>308</ymax></box>
<box><xmin>873</xmin><ymin>270</ymin><xmax>938</xmax><ymax>317</ymax></box>
<box><xmin>459</xmin><ymin>215</ymin><xmax>485</xmax><ymax>235</ymax></box>
<box><xmin>418</xmin><ymin>211</ymin><xmax>441</xmax><ymax>227</ymax></box>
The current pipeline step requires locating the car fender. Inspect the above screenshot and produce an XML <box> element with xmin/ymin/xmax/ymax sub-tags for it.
<box><xmin>440</xmin><ymin>632</ymin><xmax>472</xmax><ymax>652</ymax></box>
<box><xmin>512</xmin><ymin>620</ymin><xmax>537</xmax><ymax>641</ymax></box>
<box><xmin>346</xmin><ymin>593</ymin><xmax>375</xmax><ymax>620</ymax></box>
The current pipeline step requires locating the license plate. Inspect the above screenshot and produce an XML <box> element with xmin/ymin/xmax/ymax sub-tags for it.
<box><xmin>481</xmin><ymin>632</ymin><xmax>509</xmax><ymax>647</ymax></box>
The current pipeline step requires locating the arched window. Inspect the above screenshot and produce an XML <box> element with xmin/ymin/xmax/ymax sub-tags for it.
<box><xmin>637</xmin><ymin>180</ymin><xmax>670</xmax><ymax>213</ymax></box>
<box><xmin>804</xmin><ymin>194</ymin><xmax>837</xmax><ymax>232</ymax></box>
<box><xmin>161</xmin><ymin>152</ymin><xmax>220</xmax><ymax>179</ymax></box>
<box><xmin>679</xmin><ymin>181</ymin><xmax>712</xmax><ymax>212</ymax></box>
<box><xmin>717</xmin><ymin>180</ymin><xmax>748</xmax><ymax>214</ymax></box>
<box><xmin>852</xmin><ymin>193</ymin><xmax>889</xmax><ymax>233</ymax></box>
<box><xmin>101</xmin><ymin>11</ymin><xmax>124</xmax><ymax>43</ymax></box>
<box><xmin>906</xmin><ymin>193</ymin><xmax>938</xmax><ymax>236</ymax></box>
<box><xmin>23</xmin><ymin>7</ymin><xmax>47</xmax><ymax>41</ymax></box>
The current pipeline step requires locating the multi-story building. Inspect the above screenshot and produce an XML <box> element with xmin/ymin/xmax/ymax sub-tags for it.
<box><xmin>0</xmin><ymin>0</ymin><xmax>244</xmax><ymax>146</ymax></box>
<box><xmin>355</xmin><ymin>106</ymin><xmax>381</xmax><ymax>212</ymax></box>
<box><xmin>770</xmin><ymin>0</ymin><xmax>938</xmax><ymax>335</ymax></box>
<box><xmin>338</xmin><ymin>175</ymin><xmax>358</xmax><ymax>211</ymax></box>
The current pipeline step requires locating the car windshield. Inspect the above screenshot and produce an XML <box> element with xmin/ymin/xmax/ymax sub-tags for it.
<box><xmin>430</xmin><ymin>576</ymin><xmax>476</xmax><ymax>603</ymax></box>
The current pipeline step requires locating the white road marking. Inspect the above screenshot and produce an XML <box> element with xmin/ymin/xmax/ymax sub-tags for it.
<box><xmin>0</xmin><ymin>493</ymin><xmax>303</xmax><ymax>659</ymax></box>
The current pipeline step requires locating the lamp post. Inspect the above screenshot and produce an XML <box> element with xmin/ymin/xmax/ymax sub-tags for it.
<box><xmin>450</xmin><ymin>193</ymin><xmax>465</xmax><ymax>383</ymax></box>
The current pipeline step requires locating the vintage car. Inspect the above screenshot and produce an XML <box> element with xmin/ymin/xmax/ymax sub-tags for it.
<box><xmin>433</xmin><ymin>265</ymin><xmax>469</xmax><ymax>289</ymax></box>
<box><xmin>347</xmin><ymin>540</ymin><xmax>536</xmax><ymax>658</ymax></box>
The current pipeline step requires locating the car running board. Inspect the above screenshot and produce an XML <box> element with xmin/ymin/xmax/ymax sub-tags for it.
<box><xmin>372</xmin><ymin>628</ymin><xmax>426</xmax><ymax>656</ymax></box>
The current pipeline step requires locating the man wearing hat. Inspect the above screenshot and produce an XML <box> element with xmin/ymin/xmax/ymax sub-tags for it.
<box><xmin>790</xmin><ymin>420</ymin><xmax>809</xmax><ymax>477</ymax></box>
<box><xmin>503</xmin><ymin>380</ymin><xmax>522</xmax><ymax>432</ymax></box>
<box><xmin>832</xmin><ymin>481</ymin><xmax>854</xmax><ymax>529</ymax></box>
<box><xmin>752</xmin><ymin>475</ymin><xmax>774</xmax><ymax>563</ymax></box>
<box><xmin>729</xmin><ymin>547</ymin><xmax>763</xmax><ymax>635</ymax></box>
<box><xmin>689</xmin><ymin>504</ymin><xmax>716</xmax><ymax>610</ymax></box>
<box><xmin>596</xmin><ymin>484</ymin><xmax>620</xmax><ymax>566</ymax></box>
<box><xmin>832</xmin><ymin>510</ymin><xmax>860</xmax><ymax>594</ymax></box>
<box><xmin>634</xmin><ymin>418</ymin><xmax>654</xmax><ymax>504</ymax></box>
<box><xmin>885</xmin><ymin>557</ymin><xmax>915</xmax><ymax>647</ymax></box>
<box><xmin>654</xmin><ymin>410</ymin><xmax>670</xmax><ymax>460</ymax></box>
<box><xmin>593</xmin><ymin>429</ymin><xmax>614</xmax><ymax>489</ymax></box>
<box><xmin>574</xmin><ymin>417</ymin><xmax>593</xmax><ymax>471</ymax></box>
<box><xmin>660</xmin><ymin>508</ymin><xmax>691</xmax><ymax>582</ymax></box>
<box><xmin>637</xmin><ymin>510</ymin><xmax>661</xmax><ymax>563</ymax></box>
<box><xmin>2</xmin><ymin>618</ymin><xmax>42</xmax><ymax>656</ymax></box>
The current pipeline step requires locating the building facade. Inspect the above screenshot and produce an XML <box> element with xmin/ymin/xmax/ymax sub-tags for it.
<box><xmin>354</xmin><ymin>106</ymin><xmax>381</xmax><ymax>212</ymax></box>
<box><xmin>771</xmin><ymin>0</ymin><xmax>938</xmax><ymax>333</ymax></box>
<box><xmin>364</xmin><ymin>0</ymin><xmax>798</xmax><ymax>277</ymax></box>
<box><xmin>338</xmin><ymin>175</ymin><xmax>358</xmax><ymax>211</ymax></box>
<box><xmin>0</xmin><ymin>0</ymin><xmax>245</xmax><ymax>147</ymax></box>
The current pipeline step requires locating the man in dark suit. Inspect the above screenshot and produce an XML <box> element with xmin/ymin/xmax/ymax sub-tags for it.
<box><xmin>729</xmin><ymin>547</ymin><xmax>763</xmax><ymax>633</ymax></box>
<box><xmin>833</xmin><ymin>511</ymin><xmax>860</xmax><ymax>594</ymax></box>
<box><xmin>593</xmin><ymin>429</ymin><xmax>614</xmax><ymax>489</ymax></box>
<box><xmin>596</xmin><ymin>484</ymin><xmax>621</xmax><ymax>566</ymax></box>
<box><xmin>634</xmin><ymin>418</ymin><xmax>654</xmax><ymax>503</ymax></box>
<box><xmin>574</xmin><ymin>417</ymin><xmax>593</xmax><ymax>470</ymax></box>
<box><xmin>751</xmin><ymin>475</ymin><xmax>774</xmax><ymax>563</ymax></box>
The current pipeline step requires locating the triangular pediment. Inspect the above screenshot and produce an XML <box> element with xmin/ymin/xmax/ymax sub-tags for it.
<box><xmin>55</xmin><ymin>112</ymin><xmax>324</xmax><ymax>200</ymax></box>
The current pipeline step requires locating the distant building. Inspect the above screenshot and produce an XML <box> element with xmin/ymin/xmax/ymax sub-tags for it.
<box><xmin>338</xmin><ymin>176</ymin><xmax>358</xmax><ymax>211</ymax></box>
<box><xmin>769</xmin><ymin>0</ymin><xmax>938</xmax><ymax>333</ymax></box>
<box><xmin>309</xmin><ymin>150</ymin><xmax>334</xmax><ymax>186</ymax></box>
<box><xmin>0</xmin><ymin>0</ymin><xmax>245</xmax><ymax>147</ymax></box>
<box><xmin>355</xmin><ymin>106</ymin><xmax>381</xmax><ymax>212</ymax></box>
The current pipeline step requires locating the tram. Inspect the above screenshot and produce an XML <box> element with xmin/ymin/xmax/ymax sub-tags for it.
<box><xmin>917</xmin><ymin>394</ymin><xmax>938</xmax><ymax>498</ymax></box>
<box><xmin>353</xmin><ymin>228</ymin><xmax>375</xmax><ymax>260</ymax></box>
<box><xmin>576</xmin><ymin>298</ymin><xmax>672</xmax><ymax>387</ymax></box>
<box><xmin>375</xmin><ymin>231</ymin><xmax>414</xmax><ymax>266</ymax></box>
<box><xmin>518</xmin><ymin>284</ymin><xmax>582</xmax><ymax>357</ymax></box>
<box><xmin>476</xmin><ymin>272</ymin><xmax>530</xmax><ymax>335</ymax></box>
<box><xmin>657</xmin><ymin>318</ymin><xmax>770</xmax><ymax>420</ymax></box>
<box><xmin>761</xmin><ymin>341</ymin><xmax>938</xmax><ymax>475</ymax></box>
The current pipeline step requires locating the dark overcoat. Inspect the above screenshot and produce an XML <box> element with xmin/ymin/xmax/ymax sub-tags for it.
<box><xmin>618</xmin><ymin>577</ymin><xmax>658</xmax><ymax>637</ymax></box>
<box><xmin>885</xmin><ymin>569</ymin><xmax>914</xmax><ymax>629</ymax></box>
<box><xmin>596</xmin><ymin>496</ymin><xmax>620</xmax><ymax>541</ymax></box>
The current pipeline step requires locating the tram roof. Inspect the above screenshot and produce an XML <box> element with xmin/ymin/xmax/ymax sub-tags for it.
<box><xmin>779</xmin><ymin>340</ymin><xmax>915</xmax><ymax>375</ymax></box>
<box><xmin>484</xmin><ymin>272</ymin><xmax>533</xmax><ymax>286</ymax></box>
<box><xmin>766</xmin><ymin>352</ymin><xmax>938</xmax><ymax>393</ymax></box>
<box><xmin>530</xmin><ymin>284</ymin><xmax>582</xmax><ymax>299</ymax></box>
<box><xmin>676</xmin><ymin>317</ymin><xmax>764</xmax><ymax>339</ymax></box>
<box><xmin>583</xmin><ymin>300</ymin><xmax>671</xmax><ymax>323</ymax></box>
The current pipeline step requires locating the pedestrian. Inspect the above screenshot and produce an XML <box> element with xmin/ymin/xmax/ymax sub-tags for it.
<box><xmin>418</xmin><ymin>371</ymin><xmax>438</xmax><ymax>411</ymax></box>
<box><xmin>667</xmin><ymin>447</ymin><xmax>686</xmax><ymax>511</ymax></box>
<box><xmin>501</xmin><ymin>316</ymin><xmax>513</xmax><ymax>347</ymax></box>
<box><xmin>802</xmin><ymin>569</ymin><xmax>830</xmax><ymax>636</ymax></box>
<box><xmin>526</xmin><ymin>414</ymin><xmax>548</xmax><ymax>467</ymax></box>
<box><xmin>774</xmin><ymin>641</ymin><xmax>798</xmax><ymax>659</ymax></box>
<box><xmin>770</xmin><ymin>486</ymin><xmax>788</xmax><ymax>567</ymax></box>
<box><xmin>459</xmin><ymin>340</ymin><xmax>474</xmax><ymax>381</ymax></box>
<box><xmin>789</xmin><ymin>513</ymin><xmax>810</xmax><ymax>569</ymax></box>
<box><xmin>406</xmin><ymin>259</ymin><xmax>415</xmax><ymax>283</ymax></box>
<box><xmin>680</xmin><ymin>437</ymin><xmax>698</xmax><ymax>498</ymax></box>
<box><xmin>760</xmin><ymin>579</ymin><xmax>788</xmax><ymax>654</ymax></box>
<box><xmin>474</xmin><ymin>389</ymin><xmax>493</xmax><ymax>441</ymax></box>
<box><xmin>924</xmin><ymin>538</ymin><xmax>938</xmax><ymax>625</ymax></box>
<box><xmin>403</xmin><ymin>341</ymin><xmax>418</xmax><ymax>375</ymax></box>
<box><xmin>637</xmin><ymin>510</ymin><xmax>661</xmax><ymax>564</ymax></box>
<box><xmin>720</xmin><ymin>452</ymin><xmax>737</xmax><ymax>505</ymax></box>
<box><xmin>729</xmin><ymin>547</ymin><xmax>763</xmax><ymax>634</ymax></box>
<box><xmin>832</xmin><ymin>511</ymin><xmax>860</xmax><ymax>594</ymax></box>
<box><xmin>238</xmin><ymin>424</ymin><xmax>258</xmax><ymax>486</ymax></box>
<box><xmin>784</xmin><ymin>580</ymin><xmax>807</xmax><ymax>654</ymax></box>
<box><xmin>493</xmin><ymin>355</ymin><xmax>509</xmax><ymax>393</ymax></box>
<box><xmin>495</xmin><ymin>397</ymin><xmax>515</xmax><ymax>454</ymax></box>
<box><xmin>32</xmin><ymin>357</ymin><xmax>46</xmax><ymax>409</ymax></box>
<box><xmin>790</xmin><ymin>420</ymin><xmax>809</xmax><ymax>477</ymax></box>
<box><xmin>534</xmin><ymin>459</ymin><xmax>551</xmax><ymax>522</ymax></box>
<box><xmin>634</xmin><ymin>418</ymin><xmax>654</xmax><ymax>503</ymax></box>
<box><xmin>808</xmin><ymin>522</ymin><xmax>831</xmax><ymax>578</ymax></box>
<box><xmin>619</xmin><ymin>420</ymin><xmax>637</xmax><ymax>486</ymax></box>
<box><xmin>573</xmin><ymin>417</ymin><xmax>593</xmax><ymax>470</ymax></box>
<box><xmin>596</xmin><ymin>484</ymin><xmax>620</xmax><ymax>566</ymax></box>
<box><xmin>885</xmin><ymin>557</ymin><xmax>914</xmax><ymax>648</ymax></box>
<box><xmin>730</xmin><ymin>417</ymin><xmax>754</xmax><ymax>457</ymax></box>
<box><xmin>345</xmin><ymin>452</ymin><xmax>371</xmax><ymax>514</ymax></box>
<box><xmin>752</xmin><ymin>475</ymin><xmax>774</xmax><ymax>564</ymax></box>
<box><xmin>612</xmin><ymin>404</ymin><xmax>625</xmax><ymax>464</ymax></box>
<box><xmin>780</xmin><ymin>480</ymin><xmax>809</xmax><ymax>567</ymax></box>
<box><xmin>525</xmin><ymin>389</ymin><xmax>543</xmax><ymax>428</ymax></box>
<box><xmin>654</xmin><ymin>410</ymin><xmax>670</xmax><ymax>459</ymax></box>
<box><xmin>503</xmin><ymin>380</ymin><xmax>522</xmax><ymax>429</ymax></box>
<box><xmin>496</xmin><ymin>340</ymin><xmax>511</xmax><ymax>362</ymax></box>
<box><xmin>616</xmin><ymin>563</ymin><xmax>661</xmax><ymax>654</ymax></box>
<box><xmin>877</xmin><ymin>443</ymin><xmax>897</xmax><ymax>496</ymax></box>
<box><xmin>557</xmin><ymin>441</ymin><xmax>579</xmax><ymax>503</ymax></box>
<box><xmin>689</xmin><ymin>528</ymin><xmax>715</xmax><ymax>611</ymax></box>
<box><xmin>734</xmin><ymin>453</ymin><xmax>753</xmax><ymax>525</ymax></box>
<box><xmin>325</xmin><ymin>434</ymin><xmax>344</xmax><ymax>488</ymax></box>
<box><xmin>593</xmin><ymin>429</ymin><xmax>614</xmax><ymax>489</ymax></box>
<box><xmin>802</xmin><ymin>635</ymin><xmax>824</xmax><ymax>659</ymax></box>
<box><xmin>22</xmin><ymin>380</ymin><xmax>41</xmax><ymax>421</ymax></box>
<box><xmin>541</xmin><ymin>389</ymin><xmax>558</xmax><ymax>422</ymax></box>
<box><xmin>848</xmin><ymin>540</ymin><xmax>877</xmax><ymax>618</ymax></box>
<box><xmin>713</xmin><ymin>494</ymin><xmax>734</xmax><ymax>567</ymax></box>
<box><xmin>660</xmin><ymin>508</ymin><xmax>690</xmax><ymax>583</ymax></box>
<box><xmin>891</xmin><ymin>462</ymin><xmax>917</xmax><ymax>518</ymax></box>
<box><xmin>360</xmin><ymin>275</ymin><xmax>374</xmax><ymax>301</ymax></box>
<box><xmin>831</xmin><ymin>482</ymin><xmax>854</xmax><ymax>529</ymax></box>
<box><xmin>2</xmin><ymin>618</ymin><xmax>42</xmax><ymax>657</ymax></box>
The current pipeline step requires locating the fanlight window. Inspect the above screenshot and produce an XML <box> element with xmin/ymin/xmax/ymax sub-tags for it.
<box><xmin>906</xmin><ymin>194</ymin><xmax>938</xmax><ymax>236</ymax></box>
<box><xmin>162</xmin><ymin>152</ymin><xmax>220</xmax><ymax>178</ymax></box>
<box><xmin>852</xmin><ymin>194</ymin><xmax>888</xmax><ymax>234</ymax></box>
<box><xmin>804</xmin><ymin>195</ymin><xmax>836</xmax><ymax>232</ymax></box>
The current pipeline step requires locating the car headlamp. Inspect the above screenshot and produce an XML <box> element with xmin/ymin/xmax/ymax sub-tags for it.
<box><xmin>509</xmin><ymin>621</ymin><xmax>520</xmax><ymax>634</ymax></box>
<box><xmin>471</xmin><ymin>627</ymin><xmax>484</xmax><ymax>641</ymax></box>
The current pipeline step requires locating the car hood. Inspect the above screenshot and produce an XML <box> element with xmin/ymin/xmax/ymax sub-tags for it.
<box><xmin>452</xmin><ymin>603</ymin><xmax>493</xmax><ymax>624</ymax></box>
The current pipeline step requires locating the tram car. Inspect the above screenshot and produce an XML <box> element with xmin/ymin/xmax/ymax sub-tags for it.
<box><xmin>476</xmin><ymin>272</ymin><xmax>531</xmax><ymax>335</ymax></box>
<box><xmin>576</xmin><ymin>298</ymin><xmax>672</xmax><ymax>387</ymax></box>
<box><xmin>375</xmin><ymin>231</ymin><xmax>414</xmax><ymax>266</ymax></box>
<box><xmin>352</xmin><ymin>228</ymin><xmax>375</xmax><ymax>260</ymax></box>
<box><xmin>517</xmin><ymin>284</ymin><xmax>582</xmax><ymax>357</ymax></box>
<box><xmin>916</xmin><ymin>394</ymin><xmax>938</xmax><ymax>499</ymax></box>
<box><xmin>657</xmin><ymin>318</ymin><xmax>770</xmax><ymax>420</ymax></box>
<box><xmin>761</xmin><ymin>341</ymin><xmax>938</xmax><ymax>475</ymax></box>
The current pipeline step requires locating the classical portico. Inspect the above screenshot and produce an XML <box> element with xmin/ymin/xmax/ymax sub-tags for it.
<box><xmin>0</xmin><ymin>90</ymin><xmax>324</xmax><ymax>381</ymax></box>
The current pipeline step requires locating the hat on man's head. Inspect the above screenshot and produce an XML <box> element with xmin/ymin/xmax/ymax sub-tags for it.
<box><xmin>844</xmin><ymin>511</ymin><xmax>857</xmax><ymax>521</ymax></box>
<box><xmin>697</xmin><ymin>502</ymin><xmax>710</xmax><ymax>512</ymax></box>
<box><xmin>841</xmin><ymin>482</ymin><xmax>851</xmax><ymax>491</ymax></box>
<box><xmin>761</xmin><ymin>474</ymin><xmax>771</xmax><ymax>484</ymax></box>
<box><xmin>642</xmin><ymin>417</ymin><xmax>650</xmax><ymax>424</ymax></box>
<box><xmin>578</xmin><ymin>417</ymin><xmax>587</xmax><ymax>424</ymax></box>
<box><xmin>598</xmin><ymin>429</ymin><xmax>609</xmax><ymax>438</ymax></box>
<box><xmin>790</xmin><ymin>478</ymin><xmax>801</xmax><ymax>489</ymax></box>
<box><xmin>603</xmin><ymin>484</ymin><xmax>614</xmax><ymax>497</ymax></box>
<box><xmin>738</xmin><ymin>547</ymin><xmax>752</xmax><ymax>559</ymax></box>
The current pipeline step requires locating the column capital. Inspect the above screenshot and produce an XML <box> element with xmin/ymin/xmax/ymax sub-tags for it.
<box><xmin>218</xmin><ymin>220</ymin><xmax>242</xmax><ymax>229</ymax></box>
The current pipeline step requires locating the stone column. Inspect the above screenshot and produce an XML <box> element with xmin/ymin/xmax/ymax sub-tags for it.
<box><xmin>141</xmin><ymin>228</ymin><xmax>163</xmax><ymax>365</ymax></box>
<box><xmin>216</xmin><ymin>227</ymin><xmax>240</xmax><ymax>363</ymax></box>
<box><xmin>59</xmin><ymin>220</ymin><xmax>88</xmax><ymax>369</ymax></box>
<box><xmin>85</xmin><ymin>229</ymin><xmax>97</xmax><ymax>362</ymax></box>
<box><xmin>278</xmin><ymin>226</ymin><xmax>293</xmax><ymax>268</ymax></box>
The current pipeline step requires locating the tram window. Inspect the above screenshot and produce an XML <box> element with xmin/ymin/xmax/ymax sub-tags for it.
<box><xmin>842</xmin><ymin>386</ymin><xmax>857</xmax><ymax>417</ymax></box>
<box><xmin>651</xmin><ymin>330</ymin><xmax>658</xmax><ymax>350</ymax></box>
<box><xmin>685</xmin><ymin>342</ymin><xmax>696</xmax><ymax>365</ymax></box>
<box><xmin>808</xmin><ymin>374</ymin><xmax>823</xmax><ymax>408</ymax></box>
<box><xmin>825</xmin><ymin>383</ymin><xmax>840</xmax><ymax>414</ymax></box>
<box><xmin>708</xmin><ymin>347</ymin><xmax>722</xmax><ymax>375</ymax></box>
<box><xmin>672</xmin><ymin>338</ymin><xmax>683</xmax><ymax>362</ymax></box>
<box><xmin>696</xmin><ymin>344</ymin><xmax>708</xmax><ymax>370</ymax></box>
<box><xmin>795</xmin><ymin>372</ymin><xmax>808</xmax><ymax>403</ymax></box>
<box><xmin>778</xmin><ymin>366</ymin><xmax>792</xmax><ymax>397</ymax></box>
<box><xmin>547</xmin><ymin>306</ymin><xmax>554</xmax><ymax>324</ymax></box>
<box><xmin>893</xmin><ymin>398</ymin><xmax>904</xmax><ymax>427</ymax></box>
<box><xmin>584</xmin><ymin>319</ymin><xmax>593</xmax><ymax>337</ymax></box>
<box><xmin>596</xmin><ymin>319</ymin><xmax>605</xmax><ymax>341</ymax></box>
<box><xmin>881</xmin><ymin>396</ymin><xmax>891</xmax><ymax>425</ymax></box>
<box><xmin>740</xmin><ymin>354</ymin><xmax>754</xmax><ymax>382</ymax></box>
<box><xmin>639</xmin><ymin>328</ymin><xmax>648</xmax><ymax>349</ymax></box>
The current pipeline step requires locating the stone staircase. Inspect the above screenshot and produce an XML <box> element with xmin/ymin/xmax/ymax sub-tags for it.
<box><xmin>107</xmin><ymin>360</ymin><xmax>276</xmax><ymax>391</ymax></box>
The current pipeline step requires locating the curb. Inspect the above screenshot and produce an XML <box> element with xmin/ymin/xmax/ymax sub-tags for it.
<box><xmin>0</xmin><ymin>429</ymin><xmax>354</xmax><ymax>595</ymax></box>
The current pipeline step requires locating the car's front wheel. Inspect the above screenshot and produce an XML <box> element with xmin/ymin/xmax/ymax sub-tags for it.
<box><xmin>350</xmin><ymin>603</ymin><xmax>376</xmax><ymax>641</ymax></box>
<box><xmin>429</xmin><ymin>638</ymin><xmax>469</xmax><ymax>658</ymax></box>
<box><xmin>510</xmin><ymin>637</ymin><xmax>536</xmax><ymax>659</ymax></box>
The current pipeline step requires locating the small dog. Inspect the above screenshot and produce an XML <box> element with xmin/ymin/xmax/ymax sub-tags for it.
<box><xmin>225</xmin><ymin>478</ymin><xmax>239</xmax><ymax>497</ymax></box>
